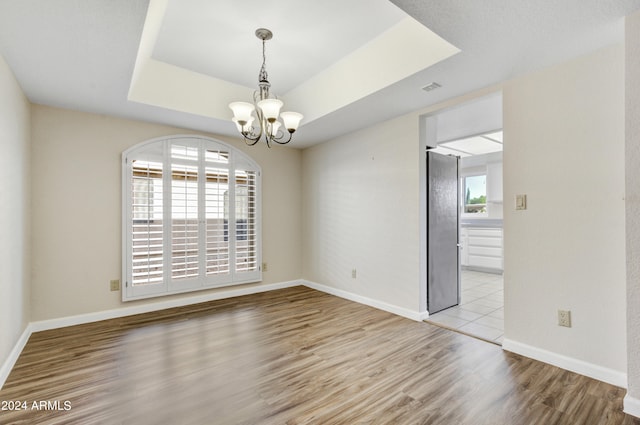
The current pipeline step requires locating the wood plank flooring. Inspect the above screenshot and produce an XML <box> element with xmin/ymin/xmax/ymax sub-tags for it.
<box><xmin>0</xmin><ymin>286</ymin><xmax>638</xmax><ymax>425</ymax></box>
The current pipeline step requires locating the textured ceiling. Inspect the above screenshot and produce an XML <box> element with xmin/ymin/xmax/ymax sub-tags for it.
<box><xmin>0</xmin><ymin>0</ymin><xmax>638</xmax><ymax>148</ymax></box>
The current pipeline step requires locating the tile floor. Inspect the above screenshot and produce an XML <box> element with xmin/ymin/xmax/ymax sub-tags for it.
<box><xmin>427</xmin><ymin>270</ymin><xmax>504</xmax><ymax>345</ymax></box>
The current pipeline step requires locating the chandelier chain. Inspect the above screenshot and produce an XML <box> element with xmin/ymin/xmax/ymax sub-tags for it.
<box><xmin>259</xmin><ymin>38</ymin><xmax>268</xmax><ymax>84</ymax></box>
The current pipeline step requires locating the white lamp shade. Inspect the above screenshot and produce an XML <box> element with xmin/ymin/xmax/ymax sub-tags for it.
<box><xmin>233</xmin><ymin>116</ymin><xmax>254</xmax><ymax>133</ymax></box>
<box><xmin>257</xmin><ymin>98</ymin><xmax>283</xmax><ymax>122</ymax></box>
<box><xmin>229</xmin><ymin>102</ymin><xmax>255</xmax><ymax>124</ymax></box>
<box><xmin>280</xmin><ymin>111</ymin><xmax>303</xmax><ymax>132</ymax></box>
<box><xmin>269</xmin><ymin>121</ymin><xmax>281</xmax><ymax>137</ymax></box>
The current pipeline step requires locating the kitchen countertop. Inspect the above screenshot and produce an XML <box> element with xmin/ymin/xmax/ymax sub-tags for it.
<box><xmin>461</xmin><ymin>218</ymin><xmax>503</xmax><ymax>228</ymax></box>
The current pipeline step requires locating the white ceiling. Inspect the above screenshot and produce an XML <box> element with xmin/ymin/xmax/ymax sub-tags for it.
<box><xmin>432</xmin><ymin>132</ymin><xmax>504</xmax><ymax>158</ymax></box>
<box><xmin>152</xmin><ymin>0</ymin><xmax>407</xmax><ymax>93</ymax></box>
<box><xmin>126</xmin><ymin>0</ymin><xmax>458</xmax><ymax>136</ymax></box>
<box><xmin>435</xmin><ymin>93</ymin><xmax>503</xmax><ymax>144</ymax></box>
<box><xmin>0</xmin><ymin>0</ymin><xmax>638</xmax><ymax>149</ymax></box>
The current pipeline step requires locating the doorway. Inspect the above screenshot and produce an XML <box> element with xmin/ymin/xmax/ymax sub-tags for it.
<box><xmin>419</xmin><ymin>93</ymin><xmax>504</xmax><ymax>344</ymax></box>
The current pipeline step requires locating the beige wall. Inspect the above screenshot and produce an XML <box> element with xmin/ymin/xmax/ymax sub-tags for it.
<box><xmin>503</xmin><ymin>45</ymin><xmax>627</xmax><ymax>373</ymax></box>
<box><xmin>301</xmin><ymin>112</ymin><xmax>421</xmax><ymax>312</ymax></box>
<box><xmin>2</xmin><ymin>26</ymin><xmax>633</xmax><ymax>399</ymax></box>
<box><xmin>0</xmin><ymin>54</ymin><xmax>31</xmax><ymax>368</ymax></box>
<box><xmin>30</xmin><ymin>105</ymin><xmax>302</xmax><ymax>321</ymax></box>
<box><xmin>626</xmin><ymin>9</ymin><xmax>640</xmax><ymax>404</ymax></box>
<box><xmin>302</xmin><ymin>43</ymin><xmax>628</xmax><ymax>380</ymax></box>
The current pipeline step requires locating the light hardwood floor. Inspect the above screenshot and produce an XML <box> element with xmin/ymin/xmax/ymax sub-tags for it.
<box><xmin>0</xmin><ymin>286</ymin><xmax>638</xmax><ymax>425</ymax></box>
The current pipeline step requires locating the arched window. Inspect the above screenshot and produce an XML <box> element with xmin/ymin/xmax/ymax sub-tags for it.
<box><xmin>122</xmin><ymin>135</ymin><xmax>261</xmax><ymax>301</ymax></box>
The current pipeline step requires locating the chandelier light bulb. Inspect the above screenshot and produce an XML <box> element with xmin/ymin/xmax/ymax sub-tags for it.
<box><xmin>257</xmin><ymin>98</ymin><xmax>283</xmax><ymax>123</ymax></box>
<box><xmin>280</xmin><ymin>111</ymin><xmax>303</xmax><ymax>133</ymax></box>
<box><xmin>233</xmin><ymin>116</ymin><xmax>254</xmax><ymax>134</ymax></box>
<box><xmin>269</xmin><ymin>121</ymin><xmax>282</xmax><ymax>137</ymax></box>
<box><xmin>229</xmin><ymin>102</ymin><xmax>255</xmax><ymax>125</ymax></box>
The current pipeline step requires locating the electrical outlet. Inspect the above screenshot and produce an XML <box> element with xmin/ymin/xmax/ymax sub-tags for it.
<box><xmin>558</xmin><ymin>310</ymin><xmax>572</xmax><ymax>327</ymax></box>
<box><xmin>262</xmin><ymin>262</ymin><xmax>268</xmax><ymax>272</ymax></box>
<box><xmin>110</xmin><ymin>279</ymin><xmax>120</xmax><ymax>292</ymax></box>
<box><xmin>351</xmin><ymin>269</ymin><xmax>357</xmax><ymax>279</ymax></box>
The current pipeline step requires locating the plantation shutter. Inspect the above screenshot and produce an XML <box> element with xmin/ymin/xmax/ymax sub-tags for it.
<box><xmin>123</xmin><ymin>136</ymin><xmax>261</xmax><ymax>301</ymax></box>
<box><xmin>205</xmin><ymin>147</ymin><xmax>231</xmax><ymax>277</ymax></box>
<box><xmin>234</xmin><ymin>164</ymin><xmax>259</xmax><ymax>275</ymax></box>
<box><xmin>171</xmin><ymin>144</ymin><xmax>200</xmax><ymax>282</ymax></box>
<box><xmin>131</xmin><ymin>159</ymin><xmax>164</xmax><ymax>286</ymax></box>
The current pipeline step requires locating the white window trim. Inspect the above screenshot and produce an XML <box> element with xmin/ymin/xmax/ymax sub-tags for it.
<box><xmin>121</xmin><ymin>135</ymin><xmax>262</xmax><ymax>301</ymax></box>
<box><xmin>461</xmin><ymin>171</ymin><xmax>488</xmax><ymax>218</ymax></box>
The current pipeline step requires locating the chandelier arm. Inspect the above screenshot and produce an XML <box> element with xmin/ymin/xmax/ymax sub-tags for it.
<box><xmin>242</xmin><ymin>135</ymin><xmax>261</xmax><ymax>146</ymax></box>
<box><xmin>238</xmin><ymin>98</ymin><xmax>265</xmax><ymax>145</ymax></box>
<box><xmin>270</xmin><ymin>131</ymin><xmax>294</xmax><ymax>145</ymax></box>
<box><xmin>253</xmin><ymin>90</ymin><xmax>262</xmax><ymax>104</ymax></box>
<box><xmin>239</xmin><ymin>123</ymin><xmax>262</xmax><ymax>145</ymax></box>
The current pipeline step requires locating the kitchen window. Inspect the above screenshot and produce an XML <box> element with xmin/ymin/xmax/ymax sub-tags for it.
<box><xmin>462</xmin><ymin>174</ymin><xmax>487</xmax><ymax>215</ymax></box>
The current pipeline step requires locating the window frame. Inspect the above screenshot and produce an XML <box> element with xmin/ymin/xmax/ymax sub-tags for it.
<box><xmin>461</xmin><ymin>172</ymin><xmax>488</xmax><ymax>217</ymax></box>
<box><xmin>122</xmin><ymin>135</ymin><xmax>262</xmax><ymax>301</ymax></box>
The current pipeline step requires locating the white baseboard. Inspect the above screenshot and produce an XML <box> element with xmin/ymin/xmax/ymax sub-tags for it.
<box><xmin>10</xmin><ymin>280</ymin><xmax>630</xmax><ymax>402</ymax></box>
<box><xmin>302</xmin><ymin>280</ymin><xmax>425</xmax><ymax>321</ymax></box>
<box><xmin>1</xmin><ymin>280</ymin><xmax>301</xmax><ymax>390</ymax></box>
<box><xmin>624</xmin><ymin>395</ymin><xmax>640</xmax><ymax>418</ymax></box>
<box><xmin>30</xmin><ymin>280</ymin><xmax>301</xmax><ymax>332</ymax></box>
<box><xmin>502</xmin><ymin>338</ymin><xmax>627</xmax><ymax>388</ymax></box>
<box><xmin>0</xmin><ymin>324</ymin><xmax>32</xmax><ymax>390</ymax></box>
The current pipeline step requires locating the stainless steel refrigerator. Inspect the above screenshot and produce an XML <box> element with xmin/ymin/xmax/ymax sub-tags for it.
<box><xmin>426</xmin><ymin>150</ymin><xmax>461</xmax><ymax>314</ymax></box>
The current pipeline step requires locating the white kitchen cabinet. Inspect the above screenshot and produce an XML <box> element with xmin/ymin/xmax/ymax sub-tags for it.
<box><xmin>464</xmin><ymin>227</ymin><xmax>503</xmax><ymax>272</ymax></box>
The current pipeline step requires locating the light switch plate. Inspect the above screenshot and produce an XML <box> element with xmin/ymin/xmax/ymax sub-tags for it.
<box><xmin>516</xmin><ymin>194</ymin><xmax>527</xmax><ymax>210</ymax></box>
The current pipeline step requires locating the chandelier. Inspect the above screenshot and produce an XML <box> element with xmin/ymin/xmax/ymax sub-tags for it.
<box><xmin>229</xmin><ymin>28</ymin><xmax>303</xmax><ymax>148</ymax></box>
